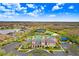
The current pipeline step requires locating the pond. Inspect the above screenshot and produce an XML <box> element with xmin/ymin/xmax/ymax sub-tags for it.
<box><xmin>61</xmin><ymin>37</ymin><xmax>69</xmax><ymax>41</ymax></box>
<box><xmin>35</xmin><ymin>29</ymin><xmax>46</xmax><ymax>33</ymax></box>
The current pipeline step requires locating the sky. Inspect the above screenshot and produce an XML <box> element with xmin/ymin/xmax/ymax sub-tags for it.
<box><xmin>0</xmin><ymin>3</ymin><xmax>79</xmax><ymax>22</ymax></box>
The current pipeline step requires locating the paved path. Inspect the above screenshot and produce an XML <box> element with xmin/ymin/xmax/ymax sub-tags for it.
<box><xmin>26</xmin><ymin>48</ymin><xmax>67</xmax><ymax>56</ymax></box>
<box><xmin>1</xmin><ymin>42</ymin><xmax>68</xmax><ymax>56</ymax></box>
<box><xmin>1</xmin><ymin>41</ymin><xmax>77</xmax><ymax>56</ymax></box>
<box><xmin>26</xmin><ymin>48</ymin><xmax>52</xmax><ymax>56</ymax></box>
<box><xmin>1</xmin><ymin>42</ymin><xmax>27</xmax><ymax>56</ymax></box>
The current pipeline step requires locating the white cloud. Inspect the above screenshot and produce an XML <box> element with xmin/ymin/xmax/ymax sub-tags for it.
<box><xmin>0</xmin><ymin>3</ymin><xmax>44</xmax><ymax>18</ymax></box>
<box><xmin>14</xmin><ymin>3</ymin><xmax>27</xmax><ymax>10</ymax></box>
<box><xmin>2</xmin><ymin>3</ymin><xmax>12</xmax><ymax>6</ymax></box>
<box><xmin>65</xmin><ymin>12</ymin><xmax>70</xmax><ymax>15</ymax></box>
<box><xmin>0</xmin><ymin>3</ymin><xmax>25</xmax><ymax>12</ymax></box>
<box><xmin>27</xmin><ymin>13</ymin><xmax>38</xmax><ymax>17</ymax></box>
<box><xmin>27</xmin><ymin>9</ymin><xmax>39</xmax><ymax>17</ymax></box>
<box><xmin>0</xmin><ymin>6</ymin><xmax>6</xmax><ymax>11</ymax></box>
<box><xmin>41</xmin><ymin>6</ymin><xmax>44</xmax><ymax>10</ymax></box>
<box><xmin>0</xmin><ymin>5</ymin><xmax>15</xmax><ymax>18</ymax></box>
<box><xmin>0</xmin><ymin>6</ymin><xmax>5</xmax><ymax>9</ymax></box>
<box><xmin>27</xmin><ymin>8</ymin><xmax>43</xmax><ymax>17</ymax></box>
<box><xmin>48</xmin><ymin>14</ymin><xmax>56</xmax><ymax>17</ymax></box>
<box><xmin>2</xmin><ymin>3</ymin><xmax>23</xmax><ymax>11</ymax></box>
<box><xmin>14</xmin><ymin>3</ymin><xmax>23</xmax><ymax>11</ymax></box>
<box><xmin>52</xmin><ymin>3</ymin><xmax>64</xmax><ymax>11</ymax></box>
<box><xmin>23</xmin><ymin>10</ymin><xmax>27</xmax><ymax>13</ymax></box>
<box><xmin>69</xmin><ymin>6</ymin><xmax>74</xmax><ymax>9</ymax></box>
<box><xmin>21</xmin><ymin>7</ymin><xmax>27</xmax><ymax>9</ymax></box>
<box><xmin>0</xmin><ymin>14</ymin><xmax>11</xmax><ymax>18</ymax></box>
<box><xmin>2</xmin><ymin>3</ymin><xmax>15</xmax><ymax>9</ymax></box>
<box><xmin>0</xmin><ymin>3</ymin><xmax>43</xmax><ymax>19</ymax></box>
<box><xmin>0</xmin><ymin>3</ymin><xmax>28</xmax><ymax>18</ymax></box>
<box><xmin>26</xmin><ymin>4</ymin><xmax>35</xmax><ymax>8</ymax></box>
<box><xmin>52</xmin><ymin>6</ymin><xmax>61</xmax><ymax>11</ymax></box>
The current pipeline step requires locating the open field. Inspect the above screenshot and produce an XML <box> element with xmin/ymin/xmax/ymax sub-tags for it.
<box><xmin>0</xmin><ymin>22</ymin><xmax>79</xmax><ymax>56</ymax></box>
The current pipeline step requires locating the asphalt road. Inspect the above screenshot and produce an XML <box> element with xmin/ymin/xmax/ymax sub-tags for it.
<box><xmin>1</xmin><ymin>42</ymin><xmax>27</xmax><ymax>56</ymax></box>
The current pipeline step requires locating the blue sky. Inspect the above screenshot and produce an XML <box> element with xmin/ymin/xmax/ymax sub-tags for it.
<box><xmin>0</xmin><ymin>3</ymin><xmax>79</xmax><ymax>22</ymax></box>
